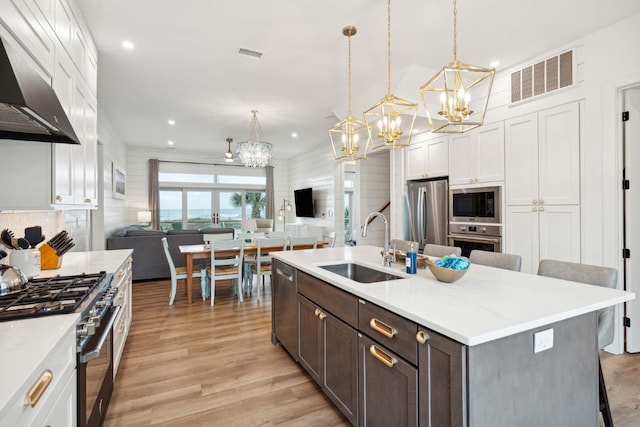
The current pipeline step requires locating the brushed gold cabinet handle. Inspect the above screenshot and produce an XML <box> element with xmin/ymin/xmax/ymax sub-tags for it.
<box><xmin>119</xmin><ymin>322</ymin><xmax>125</xmax><ymax>333</ymax></box>
<box><xmin>474</xmin><ymin>178</ymin><xmax>479</xmax><ymax>183</ymax></box>
<box><xmin>84</xmin><ymin>198</ymin><xmax>91</xmax><ymax>203</ymax></box>
<box><xmin>416</xmin><ymin>330</ymin><xmax>430</xmax><ymax>344</ymax></box>
<box><xmin>369</xmin><ymin>318</ymin><xmax>397</xmax><ymax>338</ymax></box>
<box><xmin>118</xmin><ymin>268</ymin><xmax>125</xmax><ymax>277</ymax></box>
<box><xmin>55</xmin><ymin>195</ymin><xmax>62</xmax><ymax>201</ymax></box>
<box><xmin>27</xmin><ymin>369</ymin><xmax>53</xmax><ymax>407</ymax></box>
<box><xmin>369</xmin><ymin>345</ymin><xmax>397</xmax><ymax>368</ymax></box>
<box><xmin>532</xmin><ymin>207</ymin><xmax>538</xmax><ymax>212</ymax></box>
<box><xmin>532</xmin><ymin>199</ymin><xmax>538</xmax><ymax>205</ymax></box>
<box><xmin>314</xmin><ymin>308</ymin><xmax>321</xmax><ymax>317</ymax></box>
<box><xmin>469</xmin><ymin>179</ymin><xmax>474</xmax><ymax>184</ymax></box>
<box><xmin>539</xmin><ymin>207</ymin><xmax>545</xmax><ymax>212</ymax></box>
<box><xmin>318</xmin><ymin>312</ymin><xmax>327</xmax><ymax>320</ymax></box>
<box><xmin>539</xmin><ymin>199</ymin><xmax>544</xmax><ymax>205</ymax></box>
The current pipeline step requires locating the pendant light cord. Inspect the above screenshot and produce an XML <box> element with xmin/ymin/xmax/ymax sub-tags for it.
<box><xmin>386</xmin><ymin>0</ymin><xmax>392</xmax><ymax>95</ymax></box>
<box><xmin>348</xmin><ymin>31</ymin><xmax>353</xmax><ymax>116</ymax></box>
<box><xmin>452</xmin><ymin>0</ymin><xmax>458</xmax><ymax>62</ymax></box>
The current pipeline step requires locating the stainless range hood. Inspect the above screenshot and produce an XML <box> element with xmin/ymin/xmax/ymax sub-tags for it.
<box><xmin>0</xmin><ymin>38</ymin><xmax>80</xmax><ymax>144</ymax></box>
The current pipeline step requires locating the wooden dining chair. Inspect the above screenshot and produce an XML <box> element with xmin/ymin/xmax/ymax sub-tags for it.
<box><xmin>249</xmin><ymin>237</ymin><xmax>287</xmax><ymax>301</ymax></box>
<box><xmin>289</xmin><ymin>236</ymin><xmax>317</xmax><ymax>250</ymax></box>
<box><xmin>161</xmin><ymin>237</ymin><xmax>208</xmax><ymax>305</ymax></box>
<box><xmin>206</xmin><ymin>239</ymin><xmax>244</xmax><ymax>305</ymax></box>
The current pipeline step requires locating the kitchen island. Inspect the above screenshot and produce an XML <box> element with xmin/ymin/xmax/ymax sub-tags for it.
<box><xmin>271</xmin><ymin>246</ymin><xmax>634</xmax><ymax>427</ymax></box>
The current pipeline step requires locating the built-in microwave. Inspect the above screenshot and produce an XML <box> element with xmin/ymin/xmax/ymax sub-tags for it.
<box><xmin>449</xmin><ymin>186</ymin><xmax>501</xmax><ymax>223</ymax></box>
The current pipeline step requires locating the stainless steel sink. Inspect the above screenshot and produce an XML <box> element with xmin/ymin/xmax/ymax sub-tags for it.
<box><xmin>319</xmin><ymin>263</ymin><xmax>404</xmax><ymax>283</ymax></box>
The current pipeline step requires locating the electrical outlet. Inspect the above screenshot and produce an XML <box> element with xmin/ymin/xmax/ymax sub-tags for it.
<box><xmin>533</xmin><ymin>328</ymin><xmax>554</xmax><ymax>353</ymax></box>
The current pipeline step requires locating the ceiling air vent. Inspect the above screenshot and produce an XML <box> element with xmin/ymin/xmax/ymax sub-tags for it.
<box><xmin>511</xmin><ymin>50</ymin><xmax>573</xmax><ymax>103</ymax></box>
<box><xmin>238</xmin><ymin>47</ymin><xmax>263</xmax><ymax>59</ymax></box>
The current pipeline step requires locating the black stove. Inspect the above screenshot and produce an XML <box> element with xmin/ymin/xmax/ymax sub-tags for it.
<box><xmin>0</xmin><ymin>272</ymin><xmax>111</xmax><ymax>322</ymax></box>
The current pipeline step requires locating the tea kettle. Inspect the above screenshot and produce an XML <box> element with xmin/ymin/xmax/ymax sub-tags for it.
<box><xmin>0</xmin><ymin>264</ymin><xmax>28</xmax><ymax>296</ymax></box>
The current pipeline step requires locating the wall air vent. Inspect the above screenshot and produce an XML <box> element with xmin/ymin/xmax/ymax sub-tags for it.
<box><xmin>511</xmin><ymin>50</ymin><xmax>573</xmax><ymax>103</ymax></box>
<box><xmin>238</xmin><ymin>47</ymin><xmax>263</xmax><ymax>59</ymax></box>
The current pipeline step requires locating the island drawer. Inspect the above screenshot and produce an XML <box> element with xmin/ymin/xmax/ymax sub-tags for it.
<box><xmin>297</xmin><ymin>271</ymin><xmax>358</xmax><ymax>329</ymax></box>
<box><xmin>359</xmin><ymin>300</ymin><xmax>418</xmax><ymax>365</ymax></box>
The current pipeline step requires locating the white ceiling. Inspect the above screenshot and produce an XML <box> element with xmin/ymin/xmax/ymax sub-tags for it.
<box><xmin>77</xmin><ymin>0</ymin><xmax>640</xmax><ymax>161</ymax></box>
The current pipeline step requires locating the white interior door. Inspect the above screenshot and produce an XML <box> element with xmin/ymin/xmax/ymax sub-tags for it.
<box><xmin>624</xmin><ymin>87</ymin><xmax>640</xmax><ymax>352</ymax></box>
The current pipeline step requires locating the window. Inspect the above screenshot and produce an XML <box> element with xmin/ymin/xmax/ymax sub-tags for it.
<box><xmin>157</xmin><ymin>162</ymin><xmax>268</xmax><ymax>232</ymax></box>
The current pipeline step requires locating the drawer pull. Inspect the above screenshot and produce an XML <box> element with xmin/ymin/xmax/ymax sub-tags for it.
<box><xmin>318</xmin><ymin>312</ymin><xmax>327</xmax><ymax>321</ymax></box>
<box><xmin>117</xmin><ymin>290</ymin><xmax>125</xmax><ymax>300</ymax></box>
<box><xmin>27</xmin><ymin>369</ymin><xmax>53</xmax><ymax>407</ymax></box>
<box><xmin>369</xmin><ymin>345</ymin><xmax>397</xmax><ymax>368</ymax></box>
<box><xmin>275</xmin><ymin>268</ymin><xmax>293</xmax><ymax>282</ymax></box>
<box><xmin>370</xmin><ymin>318</ymin><xmax>397</xmax><ymax>338</ymax></box>
<box><xmin>119</xmin><ymin>321</ymin><xmax>126</xmax><ymax>333</ymax></box>
<box><xmin>314</xmin><ymin>308</ymin><xmax>322</xmax><ymax>317</ymax></box>
<box><xmin>118</xmin><ymin>268</ymin><xmax>125</xmax><ymax>277</ymax></box>
<box><xmin>416</xmin><ymin>330</ymin><xmax>430</xmax><ymax>344</ymax></box>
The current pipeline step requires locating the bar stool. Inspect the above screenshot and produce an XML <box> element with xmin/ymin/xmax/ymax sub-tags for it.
<box><xmin>469</xmin><ymin>250</ymin><xmax>522</xmax><ymax>272</ymax></box>
<box><xmin>423</xmin><ymin>244</ymin><xmax>461</xmax><ymax>258</ymax></box>
<box><xmin>537</xmin><ymin>259</ymin><xmax>617</xmax><ymax>427</ymax></box>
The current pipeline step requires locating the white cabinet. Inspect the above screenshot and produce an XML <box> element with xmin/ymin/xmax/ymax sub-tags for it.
<box><xmin>0</xmin><ymin>318</ymin><xmax>77</xmax><ymax>427</ymax></box>
<box><xmin>506</xmin><ymin>205</ymin><xmax>580</xmax><ymax>274</ymax></box>
<box><xmin>505</xmin><ymin>103</ymin><xmax>580</xmax><ymax>206</ymax></box>
<box><xmin>449</xmin><ymin>122</ymin><xmax>504</xmax><ymax>186</ymax></box>
<box><xmin>406</xmin><ymin>134</ymin><xmax>448</xmax><ymax>180</ymax></box>
<box><xmin>112</xmin><ymin>255</ymin><xmax>133</xmax><ymax>378</ymax></box>
<box><xmin>504</xmin><ymin>102</ymin><xmax>581</xmax><ymax>273</ymax></box>
<box><xmin>1</xmin><ymin>0</ymin><xmax>98</xmax><ymax>209</ymax></box>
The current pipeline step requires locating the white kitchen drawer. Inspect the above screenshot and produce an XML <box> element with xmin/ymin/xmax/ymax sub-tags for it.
<box><xmin>1</xmin><ymin>322</ymin><xmax>76</xmax><ymax>426</ymax></box>
<box><xmin>29</xmin><ymin>368</ymin><xmax>76</xmax><ymax>427</ymax></box>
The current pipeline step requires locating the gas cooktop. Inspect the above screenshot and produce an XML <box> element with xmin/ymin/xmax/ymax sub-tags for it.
<box><xmin>0</xmin><ymin>272</ymin><xmax>109</xmax><ymax>322</ymax></box>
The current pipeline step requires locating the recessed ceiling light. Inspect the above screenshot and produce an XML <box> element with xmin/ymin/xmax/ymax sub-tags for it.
<box><xmin>291</xmin><ymin>132</ymin><xmax>298</xmax><ymax>138</ymax></box>
<box><xmin>168</xmin><ymin>119</ymin><xmax>175</xmax><ymax>125</ymax></box>
<box><xmin>168</xmin><ymin>140</ymin><xmax>174</xmax><ymax>146</ymax></box>
<box><xmin>489</xmin><ymin>60</ymin><xmax>500</xmax><ymax>68</ymax></box>
<box><xmin>122</xmin><ymin>40</ymin><xmax>135</xmax><ymax>50</ymax></box>
<box><xmin>238</xmin><ymin>47</ymin><xmax>263</xmax><ymax>59</ymax></box>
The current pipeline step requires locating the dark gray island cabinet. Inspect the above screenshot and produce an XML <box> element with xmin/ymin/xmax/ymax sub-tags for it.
<box><xmin>272</xmin><ymin>258</ymin><xmax>600</xmax><ymax>427</ymax></box>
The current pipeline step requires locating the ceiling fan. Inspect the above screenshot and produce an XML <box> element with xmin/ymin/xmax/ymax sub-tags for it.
<box><xmin>224</xmin><ymin>137</ymin><xmax>238</xmax><ymax>163</ymax></box>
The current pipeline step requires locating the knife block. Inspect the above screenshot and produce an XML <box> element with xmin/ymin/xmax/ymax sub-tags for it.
<box><xmin>39</xmin><ymin>244</ymin><xmax>62</xmax><ymax>270</ymax></box>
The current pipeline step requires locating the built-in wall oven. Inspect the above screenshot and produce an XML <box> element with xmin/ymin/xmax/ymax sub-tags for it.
<box><xmin>449</xmin><ymin>186</ymin><xmax>501</xmax><ymax>223</ymax></box>
<box><xmin>449</xmin><ymin>224</ymin><xmax>501</xmax><ymax>258</ymax></box>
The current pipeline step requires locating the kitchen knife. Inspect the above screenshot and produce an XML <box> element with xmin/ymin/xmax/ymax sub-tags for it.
<box><xmin>56</xmin><ymin>241</ymin><xmax>75</xmax><ymax>256</ymax></box>
<box><xmin>48</xmin><ymin>231</ymin><xmax>68</xmax><ymax>248</ymax></box>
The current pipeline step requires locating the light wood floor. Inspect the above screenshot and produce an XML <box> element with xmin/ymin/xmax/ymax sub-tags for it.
<box><xmin>106</xmin><ymin>279</ymin><xmax>640</xmax><ymax>426</ymax></box>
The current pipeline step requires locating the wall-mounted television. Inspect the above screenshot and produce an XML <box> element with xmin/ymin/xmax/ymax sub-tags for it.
<box><xmin>294</xmin><ymin>187</ymin><xmax>314</xmax><ymax>218</ymax></box>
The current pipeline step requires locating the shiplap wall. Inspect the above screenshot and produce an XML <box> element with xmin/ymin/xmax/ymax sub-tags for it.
<box><xmin>356</xmin><ymin>151</ymin><xmax>390</xmax><ymax>247</ymax></box>
<box><xmin>287</xmin><ymin>145</ymin><xmax>340</xmax><ymax>235</ymax></box>
<box><xmin>96</xmin><ymin>110</ymin><xmax>129</xmax><ymax>247</ymax></box>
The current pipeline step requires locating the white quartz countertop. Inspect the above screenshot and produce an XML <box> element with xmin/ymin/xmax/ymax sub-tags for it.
<box><xmin>0</xmin><ymin>250</ymin><xmax>132</xmax><ymax>415</ymax></box>
<box><xmin>36</xmin><ymin>249</ymin><xmax>132</xmax><ymax>278</ymax></box>
<box><xmin>272</xmin><ymin>246</ymin><xmax>635</xmax><ymax>346</ymax></box>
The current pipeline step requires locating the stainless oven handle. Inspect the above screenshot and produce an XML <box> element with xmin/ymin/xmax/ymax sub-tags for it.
<box><xmin>80</xmin><ymin>305</ymin><xmax>121</xmax><ymax>363</ymax></box>
<box><xmin>448</xmin><ymin>234</ymin><xmax>501</xmax><ymax>243</ymax></box>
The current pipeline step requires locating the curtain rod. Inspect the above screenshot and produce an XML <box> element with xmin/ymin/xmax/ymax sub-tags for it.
<box><xmin>158</xmin><ymin>159</ymin><xmax>273</xmax><ymax>168</ymax></box>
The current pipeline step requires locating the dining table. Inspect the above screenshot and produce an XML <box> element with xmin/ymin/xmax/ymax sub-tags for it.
<box><xmin>179</xmin><ymin>240</ymin><xmax>325</xmax><ymax>304</ymax></box>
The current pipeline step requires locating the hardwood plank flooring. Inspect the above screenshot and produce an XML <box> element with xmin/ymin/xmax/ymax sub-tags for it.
<box><xmin>105</xmin><ymin>279</ymin><xmax>349</xmax><ymax>427</ymax></box>
<box><xmin>107</xmin><ymin>279</ymin><xmax>640</xmax><ymax>426</ymax></box>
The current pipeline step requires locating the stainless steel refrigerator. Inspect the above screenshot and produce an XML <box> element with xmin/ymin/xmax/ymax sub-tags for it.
<box><xmin>405</xmin><ymin>178</ymin><xmax>448</xmax><ymax>250</ymax></box>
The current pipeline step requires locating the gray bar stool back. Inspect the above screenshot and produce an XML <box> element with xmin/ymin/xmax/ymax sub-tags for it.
<box><xmin>470</xmin><ymin>250</ymin><xmax>522</xmax><ymax>272</ymax></box>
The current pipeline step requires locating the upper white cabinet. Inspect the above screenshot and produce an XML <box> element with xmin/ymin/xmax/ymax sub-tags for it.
<box><xmin>406</xmin><ymin>134</ymin><xmax>448</xmax><ymax>180</ymax></box>
<box><xmin>448</xmin><ymin>122</ymin><xmax>505</xmax><ymax>186</ymax></box>
<box><xmin>505</xmin><ymin>103</ymin><xmax>580</xmax><ymax>206</ymax></box>
<box><xmin>0</xmin><ymin>0</ymin><xmax>98</xmax><ymax>209</ymax></box>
